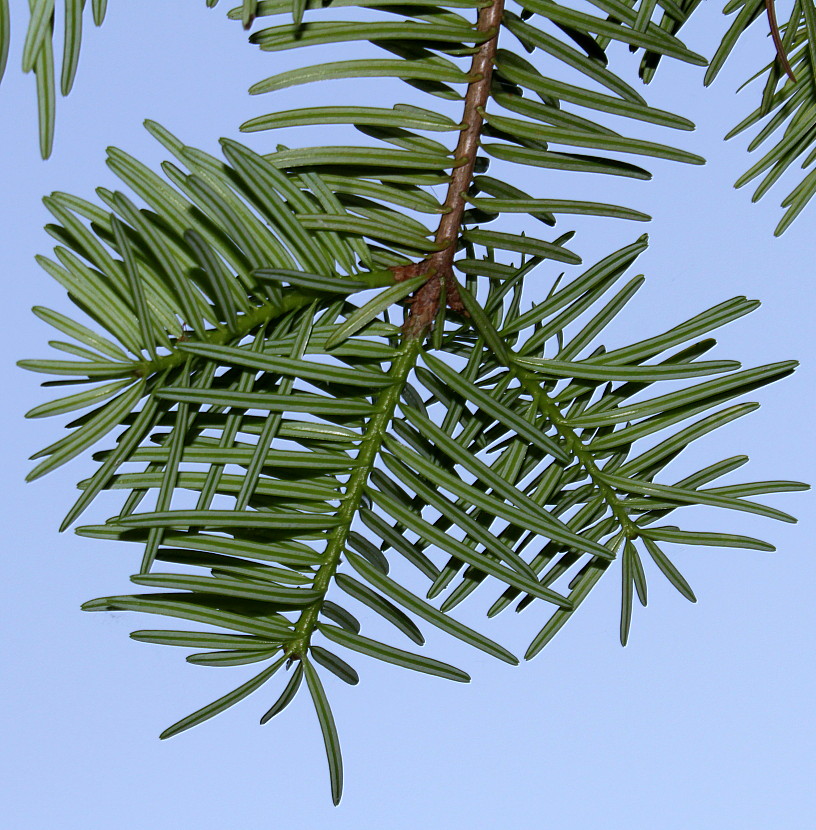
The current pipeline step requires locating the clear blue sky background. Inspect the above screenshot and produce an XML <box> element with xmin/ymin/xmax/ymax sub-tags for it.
<box><xmin>1</xmin><ymin>2</ymin><xmax>813</xmax><ymax>827</ymax></box>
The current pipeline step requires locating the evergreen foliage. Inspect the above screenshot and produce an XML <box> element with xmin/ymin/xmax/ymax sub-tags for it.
<box><xmin>2</xmin><ymin>0</ymin><xmax>809</xmax><ymax>804</ymax></box>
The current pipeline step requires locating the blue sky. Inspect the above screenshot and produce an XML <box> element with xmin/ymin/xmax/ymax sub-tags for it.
<box><xmin>1</xmin><ymin>3</ymin><xmax>814</xmax><ymax>828</ymax></box>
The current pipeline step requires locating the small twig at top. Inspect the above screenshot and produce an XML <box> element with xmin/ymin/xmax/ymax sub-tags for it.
<box><xmin>766</xmin><ymin>0</ymin><xmax>797</xmax><ymax>82</ymax></box>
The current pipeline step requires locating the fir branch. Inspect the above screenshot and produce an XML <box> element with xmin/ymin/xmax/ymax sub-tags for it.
<box><xmin>9</xmin><ymin>0</ymin><xmax>809</xmax><ymax>806</ymax></box>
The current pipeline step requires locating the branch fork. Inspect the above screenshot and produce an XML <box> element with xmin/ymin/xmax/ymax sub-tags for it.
<box><xmin>395</xmin><ymin>0</ymin><xmax>505</xmax><ymax>340</ymax></box>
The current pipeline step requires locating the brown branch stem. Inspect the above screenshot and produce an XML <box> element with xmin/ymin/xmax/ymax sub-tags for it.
<box><xmin>397</xmin><ymin>0</ymin><xmax>505</xmax><ymax>340</ymax></box>
<box><xmin>766</xmin><ymin>0</ymin><xmax>796</xmax><ymax>83</ymax></box>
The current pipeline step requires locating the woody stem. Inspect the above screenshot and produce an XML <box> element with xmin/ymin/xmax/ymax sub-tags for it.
<box><xmin>402</xmin><ymin>0</ymin><xmax>505</xmax><ymax>340</ymax></box>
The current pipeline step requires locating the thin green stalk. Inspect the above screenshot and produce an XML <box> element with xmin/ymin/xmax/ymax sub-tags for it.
<box><xmin>286</xmin><ymin>337</ymin><xmax>423</xmax><ymax>656</ymax></box>
<box><xmin>517</xmin><ymin>370</ymin><xmax>638</xmax><ymax>542</ymax></box>
<box><xmin>132</xmin><ymin>291</ymin><xmax>319</xmax><ymax>378</ymax></box>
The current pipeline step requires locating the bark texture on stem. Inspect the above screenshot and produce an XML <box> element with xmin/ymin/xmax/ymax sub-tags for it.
<box><xmin>398</xmin><ymin>0</ymin><xmax>505</xmax><ymax>340</ymax></box>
